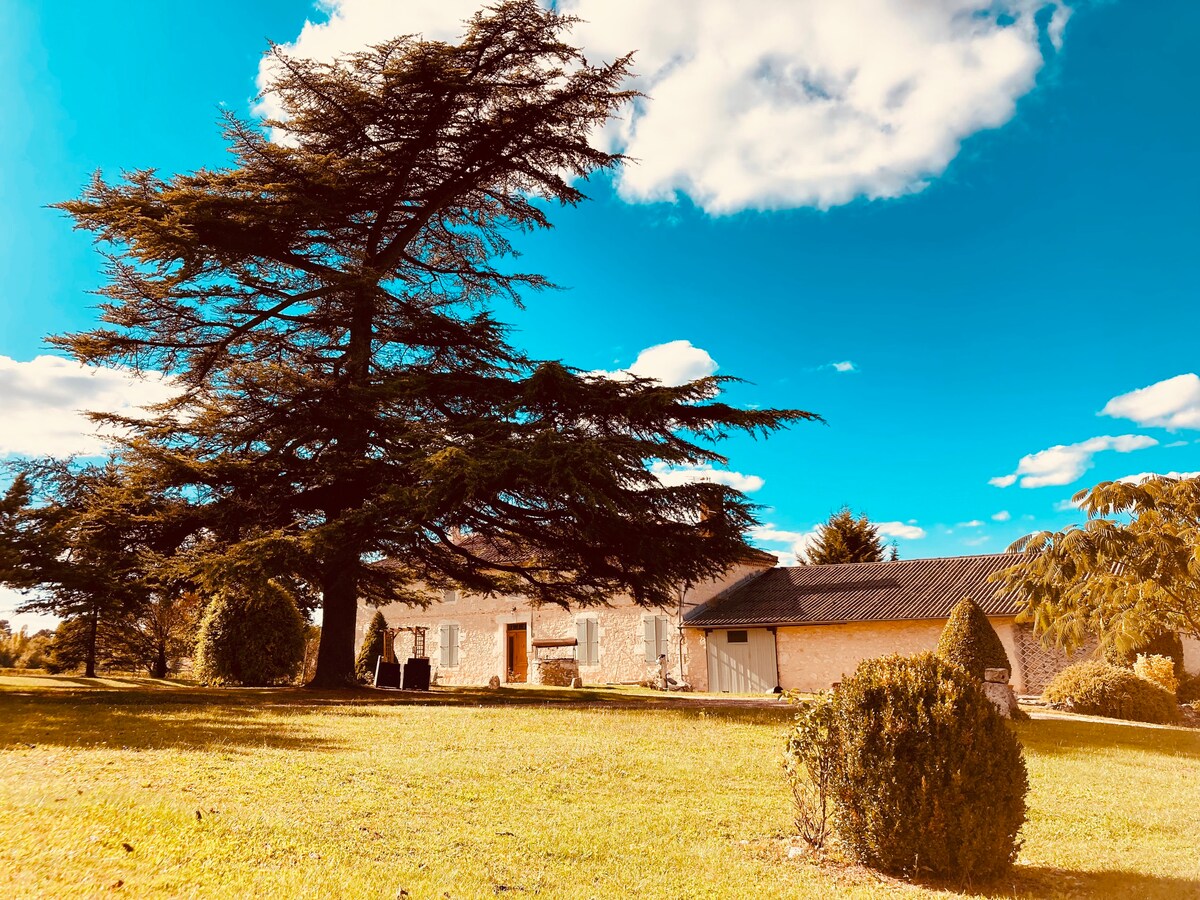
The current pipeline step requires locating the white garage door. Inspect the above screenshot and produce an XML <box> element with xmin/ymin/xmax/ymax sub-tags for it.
<box><xmin>706</xmin><ymin>628</ymin><xmax>778</xmax><ymax>693</ymax></box>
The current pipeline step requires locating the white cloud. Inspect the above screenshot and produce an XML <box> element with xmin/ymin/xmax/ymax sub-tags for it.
<box><xmin>877</xmin><ymin>521</ymin><xmax>927</xmax><ymax>540</ymax></box>
<box><xmin>990</xmin><ymin>434</ymin><xmax>1158</xmax><ymax>489</ymax></box>
<box><xmin>749</xmin><ymin>522</ymin><xmax>822</xmax><ymax>564</ymax></box>
<box><xmin>0</xmin><ymin>355</ymin><xmax>175</xmax><ymax>458</ymax></box>
<box><xmin>1101</xmin><ymin>374</ymin><xmax>1200</xmax><ymax>430</ymax></box>
<box><xmin>957</xmin><ymin>519</ymin><xmax>985</xmax><ymax>528</ymax></box>
<box><xmin>991</xmin><ymin>510</ymin><xmax>1011</xmax><ymax>522</ymax></box>
<box><xmin>748</xmin><ymin>524</ymin><xmax>813</xmax><ymax>544</ymax></box>
<box><xmin>259</xmin><ymin>0</ymin><xmax>1070</xmax><ymax>213</ymax></box>
<box><xmin>650</xmin><ymin>461</ymin><xmax>763</xmax><ymax>493</ymax></box>
<box><xmin>830</xmin><ymin>361</ymin><xmax>857</xmax><ymax>373</ymax></box>
<box><xmin>963</xmin><ymin>535</ymin><xmax>990</xmax><ymax>547</ymax></box>
<box><xmin>592</xmin><ymin>340</ymin><xmax>717</xmax><ymax>386</ymax></box>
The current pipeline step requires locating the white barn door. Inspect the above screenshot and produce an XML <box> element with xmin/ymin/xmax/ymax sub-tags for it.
<box><xmin>706</xmin><ymin>628</ymin><xmax>778</xmax><ymax>693</ymax></box>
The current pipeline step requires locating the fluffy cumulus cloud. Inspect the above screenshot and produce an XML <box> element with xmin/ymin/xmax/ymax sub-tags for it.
<box><xmin>0</xmin><ymin>356</ymin><xmax>175</xmax><ymax>458</ymax></box>
<box><xmin>649</xmin><ymin>461</ymin><xmax>764</xmax><ymax>493</ymax></box>
<box><xmin>830</xmin><ymin>361</ymin><xmax>857</xmax><ymax>373</ymax></box>
<box><xmin>258</xmin><ymin>0</ymin><xmax>1071</xmax><ymax>213</ymax></box>
<box><xmin>748</xmin><ymin>523</ymin><xmax>822</xmax><ymax>566</ymax></box>
<box><xmin>876</xmin><ymin>521</ymin><xmax>927</xmax><ymax>540</ymax></box>
<box><xmin>990</xmin><ymin>434</ymin><xmax>1158</xmax><ymax>489</ymax></box>
<box><xmin>1101</xmin><ymin>374</ymin><xmax>1200</xmax><ymax>430</ymax></box>
<box><xmin>991</xmin><ymin>510</ymin><xmax>1011</xmax><ymax>521</ymax></box>
<box><xmin>591</xmin><ymin>340</ymin><xmax>717</xmax><ymax>386</ymax></box>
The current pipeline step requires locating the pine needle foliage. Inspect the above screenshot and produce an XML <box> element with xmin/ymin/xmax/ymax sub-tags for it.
<box><xmin>0</xmin><ymin>459</ymin><xmax>197</xmax><ymax>678</ymax></box>
<box><xmin>50</xmin><ymin>1</ymin><xmax>818</xmax><ymax>686</ymax></box>
<box><xmin>936</xmin><ymin>596</ymin><xmax>1012</xmax><ymax>679</ymax></box>
<box><xmin>804</xmin><ymin>506</ymin><xmax>887</xmax><ymax>565</ymax></box>
<box><xmin>355</xmin><ymin>611</ymin><xmax>389</xmax><ymax>683</ymax></box>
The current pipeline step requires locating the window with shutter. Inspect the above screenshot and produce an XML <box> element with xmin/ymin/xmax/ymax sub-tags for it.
<box><xmin>439</xmin><ymin>623</ymin><xmax>460</xmax><ymax>667</ymax></box>
<box><xmin>576</xmin><ymin>618</ymin><xmax>599</xmax><ymax>666</ymax></box>
<box><xmin>644</xmin><ymin>615</ymin><xmax>670</xmax><ymax>660</ymax></box>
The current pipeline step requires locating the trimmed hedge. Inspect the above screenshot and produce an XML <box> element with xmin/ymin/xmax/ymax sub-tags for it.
<box><xmin>1043</xmin><ymin>660</ymin><xmax>1180</xmax><ymax>724</ymax></box>
<box><xmin>936</xmin><ymin>596</ymin><xmax>1011</xmax><ymax>679</ymax></box>
<box><xmin>194</xmin><ymin>581</ymin><xmax>306</xmax><ymax>686</ymax></box>
<box><xmin>829</xmin><ymin>653</ymin><xmax>1028</xmax><ymax>881</ymax></box>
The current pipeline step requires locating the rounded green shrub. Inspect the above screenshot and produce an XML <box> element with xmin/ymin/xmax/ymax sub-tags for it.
<box><xmin>830</xmin><ymin>653</ymin><xmax>1028</xmax><ymax>881</ymax></box>
<box><xmin>1043</xmin><ymin>660</ymin><xmax>1180</xmax><ymax>724</ymax></box>
<box><xmin>936</xmin><ymin>596</ymin><xmax>1011</xmax><ymax>679</ymax></box>
<box><xmin>194</xmin><ymin>581</ymin><xmax>306</xmax><ymax>686</ymax></box>
<box><xmin>355</xmin><ymin>610</ymin><xmax>389</xmax><ymax>683</ymax></box>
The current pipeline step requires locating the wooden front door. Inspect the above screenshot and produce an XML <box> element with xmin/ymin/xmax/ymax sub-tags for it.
<box><xmin>506</xmin><ymin>623</ymin><xmax>528</xmax><ymax>683</ymax></box>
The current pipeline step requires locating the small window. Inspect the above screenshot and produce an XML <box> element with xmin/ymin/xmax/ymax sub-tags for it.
<box><xmin>726</xmin><ymin>630</ymin><xmax>749</xmax><ymax>644</ymax></box>
<box><xmin>441</xmin><ymin>588</ymin><xmax>458</xmax><ymax>604</ymax></box>
<box><xmin>439</xmin><ymin>623</ymin><xmax>460</xmax><ymax>667</ymax></box>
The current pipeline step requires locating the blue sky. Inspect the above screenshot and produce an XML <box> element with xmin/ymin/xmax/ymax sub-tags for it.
<box><xmin>2</xmin><ymin>1</ymin><xmax>1199</xmax><ymax>628</ymax></box>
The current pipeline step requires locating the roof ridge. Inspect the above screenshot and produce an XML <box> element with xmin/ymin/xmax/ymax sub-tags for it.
<box><xmin>770</xmin><ymin>550</ymin><xmax>1025</xmax><ymax>572</ymax></box>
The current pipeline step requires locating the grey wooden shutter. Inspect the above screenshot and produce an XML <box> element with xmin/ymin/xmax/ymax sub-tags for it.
<box><xmin>577</xmin><ymin>619</ymin><xmax>598</xmax><ymax>665</ymax></box>
<box><xmin>655</xmin><ymin>616</ymin><xmax>669</xmax><ymax>657</ymax></box>
<box><xmin>439</xmin><ymin>624</ymin><xmax>458</xmax><ymax>667</ymax></box>
<box><xmin>644</xmin><ymin>618</ymin><xmax>658</xmax><ymax>663</ymax></box>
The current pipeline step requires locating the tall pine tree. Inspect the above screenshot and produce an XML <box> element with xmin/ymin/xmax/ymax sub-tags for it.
<box><xmin>52</xmin><ymin>2</ymin><xmax>817</xmax><ymax>686</ymax></box>
<box><xmin>804</xmin><ymin>506</ymin><xmax>888</xmax><ymax>565</ymax></box>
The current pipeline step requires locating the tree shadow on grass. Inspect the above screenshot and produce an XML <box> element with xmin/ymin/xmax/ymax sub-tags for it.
<box><xmin>0</xmin><ymin>690</ymin><xmax>343</xmax><ymax>753</ymax></box>
<box><xmin>988</xmin><ymin>864</ymin><xmax>1200</xmax><ymax>899</ymax></box>
<box><xmin>1015</xmin><ymin>716</ymin><xmax>1200</xmax><ymax>760</ymax></box>
<box><xmin>284</xmin><ymin>684</ymin><xmax>794</xmax><ymax>725</ymax></box>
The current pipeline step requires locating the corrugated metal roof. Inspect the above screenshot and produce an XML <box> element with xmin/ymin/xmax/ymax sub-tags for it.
<box><xmin>684</xmin><ymin>552</ymin><xmax>1029</xmax><ymax>627</ymax></box>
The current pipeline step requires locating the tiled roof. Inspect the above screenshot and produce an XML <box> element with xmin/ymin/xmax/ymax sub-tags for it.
<box><xmin>454</xmin><ymin>533</ymin><xmax>777</xmax><ymax>569</ymax></box>
<box><xmin>455</xmin><ymin>533</ymin><xmax>531</xmax><ymax>566</ymax></box>
<box><xmin>684</xmin><ymin>552</ymin><xmax>1029</xmax><ymax>627</ymax></box>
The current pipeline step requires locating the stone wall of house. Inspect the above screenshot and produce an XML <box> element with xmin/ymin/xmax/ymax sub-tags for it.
<box><xmin>733</xmin><ymin>616</ymin><xmax>1030</xmax><ymax>694</ymax></box>
<box><xmin>355</xmin><ymin>560</ymin><xmax>772</xmax><ymax>687</ymax></box>
<box><xmin>772</xmin><ymin>620</ymin><xmax>947</xmax><ymax>693</ymax></box>
<box><xmin>1183</xmin><ymin>636</ymin><xmax>1200</xmax><ymax>675</ymax></box>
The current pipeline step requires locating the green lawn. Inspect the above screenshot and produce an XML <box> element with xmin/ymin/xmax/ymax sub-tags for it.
<box><xmin>1</xmin><ymin>676</ymin><xmax>1197</xmax><ymax>899</ymax></box>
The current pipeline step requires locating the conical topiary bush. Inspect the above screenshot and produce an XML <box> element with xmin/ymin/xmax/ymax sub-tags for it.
<box><xmin>355</xmin><ymin>610</ymin><xmax>389</xmax><ymax>683</ymax></box>
<box><xmin>936</xmin><ymin>596</ymin><xmax>1011</xmax><ymax>679</ymax></box>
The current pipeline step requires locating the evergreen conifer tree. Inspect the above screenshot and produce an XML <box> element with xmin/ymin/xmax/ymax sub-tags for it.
<box><xmin>50</xmin><ymin>2</ymin><xmax>817</xmax><ymax>686</ymax></box>
<box><xmin>804</xmin><ymin>507</ymin><xmax>887</xmax><ymax>565</ymax></box>
<box><xmin>355</xmin><ymin>611</ymin><xmax>389</xmax><ymax>683</ymax></box>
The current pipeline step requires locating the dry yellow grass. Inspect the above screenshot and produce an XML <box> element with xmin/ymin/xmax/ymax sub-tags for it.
<box><xmin>1</xmin><ymin>676</ymin><xmax>1197</xmax><ymax>898</ymax></box>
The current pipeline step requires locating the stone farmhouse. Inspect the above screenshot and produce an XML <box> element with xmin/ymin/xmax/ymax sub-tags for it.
<box><xmin>357</xmin><ymin>549</ymin><xmax>1200</xmax><ymax>695</ymax></box>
